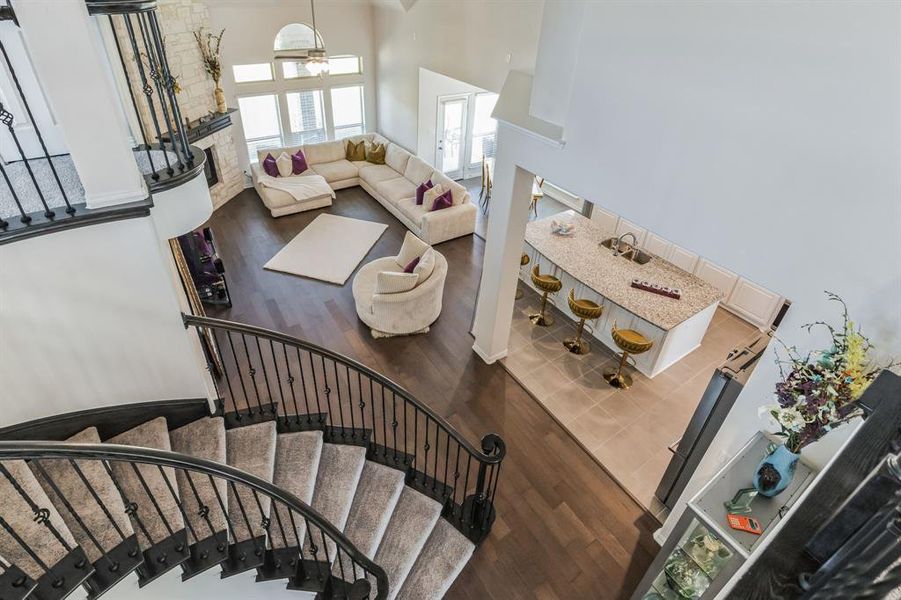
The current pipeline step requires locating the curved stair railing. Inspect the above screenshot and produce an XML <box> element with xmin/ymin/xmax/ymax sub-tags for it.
<box><xmin>183</xmin><ymin>315</ymin><xmax>506</xmax><ymax>545</ymax></box>
<box><xmin>0</xmin><ymin>440</ymin><xmax>389</xmax><ymax>600</ymax></box>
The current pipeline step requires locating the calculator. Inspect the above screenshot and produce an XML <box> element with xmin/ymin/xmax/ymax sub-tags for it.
<box><xmin>726</xmin><ymin>513</ymin><xmax>762</xmax><ymax>535</ymax></box>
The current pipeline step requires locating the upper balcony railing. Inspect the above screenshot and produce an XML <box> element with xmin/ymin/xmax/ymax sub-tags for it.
<box><xmin>0</xmin><ymin>0</ymin><xmax>205</xmax><ymax>244</ymax></box>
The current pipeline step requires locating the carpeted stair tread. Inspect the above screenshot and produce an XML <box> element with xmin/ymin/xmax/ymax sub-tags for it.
<box><xmin>30</xmin><ymin>427</ymin><xmax>134</xmax><ymax>565</ymax></box>
<box><xmin>225</xmin><ymin>421</ymin><xmax>277</xmax><ymax>542</ymax></box>
<box><xmin>371</xmin><ymin>487</ymin><xmax>443</xmax><ymax>600</ymax></box>
<box><xmin>270</xmin><ymin>431</ymin><xmax>323</xmax><ymax>549</ymax></box>
<box><xmin>396</xmin><ymin>518</ymin><xmax>475</xmax><ymax>600</ymax></box>
<box><xmin>169</xmin><ymin>417</ymin><xmax>228</xmax><ymax>542</ymax></box>
<box><xmin>0</xmin><ymin>460</ymin><xmax>78</xmax><ymax>580</ymax></box>
<box><xmin>303</xmin><ymin>444</ymin><xmax>366</xmax><ymax>561</ymax></box>
<box><xmin>333</xmin><ymin>461</ymin><xmax>405</xmax><ymax>580</ymax></box>
<box><xmin>106</xmin><ymin>417</ymin><xmax>184</xmax><ymax>550</ymax></box>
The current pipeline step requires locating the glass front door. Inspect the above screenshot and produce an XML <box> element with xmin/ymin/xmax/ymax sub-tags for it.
<box><xmin>436</xmin><ymin>95</ymin><xmax>467</xmax><ymax>179</ymax></box>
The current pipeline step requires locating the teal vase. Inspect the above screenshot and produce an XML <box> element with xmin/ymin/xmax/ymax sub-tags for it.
<box><xmin>753</xmin><ymin>444</ymin><xmax>800</xmax><ymax>497</ymax></box>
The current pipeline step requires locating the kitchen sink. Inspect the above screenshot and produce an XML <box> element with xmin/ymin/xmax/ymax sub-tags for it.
<box><xmin>599</xmin><ymin>237</ymin><xmax>653</xmax><ymax>265</ymax></box>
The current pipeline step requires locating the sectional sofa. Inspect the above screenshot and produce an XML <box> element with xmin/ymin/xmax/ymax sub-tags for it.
<box><xmin>249</xmin><ymin>133</ymin><xmax>476</xmax><ymax>245</ymax></box>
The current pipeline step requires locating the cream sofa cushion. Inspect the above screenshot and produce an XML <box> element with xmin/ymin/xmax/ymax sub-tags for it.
<box><xmin>430</xmin><ymin>172</ymin><xmax>467</xmax><ymax>206</ymax></box>
<box><xmin>397</xmin><ymin>197</ymin><xmax>427</xmax><ymax>225</ymax></box>
<box><xmin>422</xmin><ymin>184</ymin><xmax>446</xmax><ymax>211</ymax></box>
<box><xmin>403</xmin><ymin>156</ymin><xmax>434</xmax><ymax>185</ymax></box>
<box><xmin>385</xmin><ymin>143</ymin><xmax>412</xmax><ymax>174</ymax></box>
<box><xmin>344</xmin><ymin>133</ymin><xmax>375</xmax><ymax>145</ymax></box>
<box><xmin>413</xmin><ymin>247</ymin><xmax>436</xmax><ymax>283</ymax></box>
<box><xmin>310</xmin><ymin>159</ymin><xmax>358</xmax><ymax>183</ymax></box>
<box><xmin>275</xmin><ymin>152</ymin><xmax>293</xmax><ymax>177</ymax></box>
<box><xmin>303</xmin><ymin>140</ymin><xmax>345</xmax><ymax>165</ymax></box>
<box><xmin>375</xmin><ymin>177</ymin><xmax>417</xmax><ymax>206</ymax></box>
<box><xmin>257</xmin><ymin>145</ymin><xmax>302</xmax><ymax>166</ymax></box>
<box><xmin>396</xmin><ymin>231</ymin><xmax>431</xmax><ymax>268</ymax></box>
<box><xmin>359</xmin><ymin>164</ymin><xmax>401</xmax><ymax>187</ymax></box>
<box><xmin>376</xmin><ymin>271</ymin><xmax>419</xmax><ymax>294</ymax></box>
<box><xmin>372</xmin><ymin>133</ymin><xmax>390</xmax><ymax>147</ymax></box>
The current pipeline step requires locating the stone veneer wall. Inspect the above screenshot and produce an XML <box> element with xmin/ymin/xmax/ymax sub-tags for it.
<box><xmin>116</xmin><ymin>0</ymin><xmax>244</xmax><ymax>209</ymax></box>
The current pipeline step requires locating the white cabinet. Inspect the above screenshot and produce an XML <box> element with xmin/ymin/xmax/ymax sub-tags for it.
<box><xmin>589</xmin><ymin>204</ymin><xmax>619</xmax><ymax>234</ymax></box>
<box><xmin>643</xmin><ymin>232</ymin><xmax>671</xmax><ymax>258</ymax></box>
<box><xmin>694</xmin><ymin>258</ymin><xmax>739</xmax><ymax>298</ymax></box>
<box><xmin>615</xmin><ymin>218</ymin><xmax>648</xmax><ymax>246</ymax></box>
<box><xmin>666</xmin><ymin>244</ymin><xmax>699</xmax><ymax>273</ymax></box>
<box><xmin>727</xmin><ymin>277</ymin><xmax>782</xmax><ymax>328</ymax></box>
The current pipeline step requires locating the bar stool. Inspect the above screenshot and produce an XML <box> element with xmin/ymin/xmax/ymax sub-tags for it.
<box><xmin>604</xmin><ymin>323</ymin><xmax>654</xmax><ymax>389</ymax></box>
<box><xmin>528</xmin><ymin>265</ymin><xmax>561</xmax><ymax>327</ymax></box>
<box><xmin>515</xmin><ymin>253</ymin><xmax>530</xmax><ymax>300</ymax></box>
<box><xmin>563</xmin><ymin>290</ymin><xmax>603</xmax><ymax>355</ymax></box>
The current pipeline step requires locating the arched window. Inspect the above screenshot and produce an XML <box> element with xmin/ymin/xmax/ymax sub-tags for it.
<box><xmin>273</xmin><ymin>23</ymin><xmax>324</xmax><ymax>58</ymax></box>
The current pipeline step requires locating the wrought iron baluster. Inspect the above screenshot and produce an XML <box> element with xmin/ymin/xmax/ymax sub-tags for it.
<box><xmin>0</xmin><ymin>101</ymin><xmax>53</xmax><ymax>220</ymax></box>
<box><xmin>206</xmin><ymin>474</ymin><xmax>238</xmax><ymax>545</ymax></box>
<box><xmin>107</xmin><ymin>15</ymin><xmax>155</xmax><ymax>178</ymax></box>
<box><xmin>452</xmin><ymin>444</ymin><xmax>462</xmax><ymax>509</ymax></box>
<box><xmin>0</xmin><ymin>159</ymin><xmax>31</xmax><ymax>224</ymax></box>
<box><xmin>283</xmin><ymin>344</ymin><xmax>302</xmax><ymax>422</ymax></box>
<box><xmin>254</xmin><ymin>336</ymin><xmax>276</xmax><ymax>415</ymax></box>
<box><xmin>228</xmin><ymin>481</ymin><xmax>261</xmax><ymax>556</ymax></box>
<box><xmin>0</xmin><ymin>463</ymin><xmax>71</xmax><ymax>551</ymax></box>
<box><xmin>333</xmin><ymin>360</ymin><xmax>346</xmax><ymax>438</ymax></box>
<box><xmin>402</xmin><ymin>398</ymin><xmax>408</xmax><ymax>460</ymax></box>
<box><xmin>183</xmin><ymin>470</ymin><xmax>221</xmax><ymax>545</ymax></box>
<box><xmin>240</xmin><ymin>333</ymin><xmax>264</xmax><ymax>413</ymax></box>
<box><xmin>268</xmin><ymin>339</ymin><xmax>288</xmax><ymax>420</ymax></box>
<box><xmin>0</xmin><ymin>39</ymin><xmax>73</xmax><ymax>215</ymax></box>
<box><xmin>442</xmin><ymin>431</ymin><xmax>451</xmax><ymax>500</ymax></box>
<box><xmin>308</xmin><ymin>351</ymin><xmax>325</xmax><ymax>420</ymax></box>
<box><xmin>68</xmin><ymin>460</ymin><xmax>128</xmax><ymax>543</ymax></box>
<box><xmin>423</xmin><ymin>416</ymin><xmax>431</xmax><ymax>485</ymax></box>
<box><xmin>294</xmin><ymin>347</ymin><xmax>312</xmax><ymax>421</ymax></box>
<box><xmin>0</xmin><ymin>515</ymin><xmax>51</xmax><ymax>573</ymax></box>
<box><xmin>335</xmin><ymin>546</ymin><xmax>349</xmax><ymax>593</ymax></box>
<box><xmin>380</xmin><ymin>385</ymin><xmax>387</xmax><ymax>459</ymax></box>
<box><xmin>268</xmin><ymin>498</ymin><xmax>290</xmax><ymax>549</ymax></box>
<box><xmin>391</xmin><ymin>391</ymin><xmax>398</xmax><ymax>464</ymax></box>
<box><xmin>156</xmin><ymin>465</ymin><xmax>198</xmax><ymax>544</ymax></box>
<box><xmin>29</xmin><ymin>461</ymin><xmax>112</xmax><ymax>566</ymax></box>
<box><xmin>356</xmin><ymin>371</ymin><xmax>365</xmax><ymax>441</ymax></box>
<box><xmin>129</xmin><ymin>463</ymin><xmax>175</xmax><ymax>541</ymax></box>
<box><xmin>121</xmin><ymin>13</ymin><xmax>171</xmax><ymax>174</ymax></box>
<box><xmin>345</xmin><ymin>365</ymin><xmax>356</xmax><ymax>438</ymax></box>
<box><xmin>147</xmin><ymin>11</ymin><xmax>191</xmax><ymax>165</ymax></box>
<box><xmin>136</xmin><ymin>13</ymin><xmax>180</xmax><ymax>171</ymax></box>
<box><xmin>225</xmin><ymin>331</ymin><xmax>252</xmax><ymax>417</ymax></box>
<box><xmin>101</xmin><ymin>461</ymin><xmax>155</xmax><ymax>550</ymax></box>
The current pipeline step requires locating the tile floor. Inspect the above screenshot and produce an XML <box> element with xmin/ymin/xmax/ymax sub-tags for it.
<box><xmin>463</xmin><ymin>176</ymin><xmax>571</xmax><ymax>240</ymax></box>
<box><xmin>501</xmin><ymin>285</ymin><xmax>760</xmax><ymax>520</ymax></box>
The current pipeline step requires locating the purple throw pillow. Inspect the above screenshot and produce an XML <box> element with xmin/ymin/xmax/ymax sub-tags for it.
<box><xmin>430</xmin><ymin>189</ymin><xmax>453</xmax><ymax>211</ymax></box>
<box><xmin>262</xmin><ymin>153</ymin><xmax>279</xmax><ymax>177</ymax></box>
<box><xmin>415</xmin><ymin>180</ymin><xmax>434</xmax><ymax>206</ymax></box>
<box><xmin>403</xmin><ymin>256</ymin><xmax>420</xmax><ymax>273</ymax></box>
<box><xmin>292</xmin><ymin>150</ymin><xmax>308</xmax><ymax>175</ymax></box>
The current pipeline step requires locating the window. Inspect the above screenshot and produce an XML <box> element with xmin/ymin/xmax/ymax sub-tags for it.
<box><xmin>237</xmin><ymin>94</ymin><xmax>282</xmax><ymax>161</ymax></box>
<box><xmin>232</xmin><ymin>63</ymin><xmax>274</xmax><ymax>83</ymax></box>
<box><xmin>282</xmin><ymin>61</ymin><xmax>316</xmax><ymax>80</ymax></box>
<box><xmin>274</xmin><ymin>23</ymin><xmax>323</xmax><ymax>54</ymax></box>
<box><xmin>469</xmin><ymin>93</ymin><xmax>498</xmax><ymax>165</ymax></box>
<box><xmin>328</xmin><ymin>56</ymin><xmax>362</xmax><ymax>76</ymax></box>
<box><xmin>285</xmin><ymin>90</ymin><xmax>326</xmax><ymax>145</ymax></box>
<box><xmin>330</xmin><ymin>85</ymin><xmax>364</xmax><ymax>140</ymax></box>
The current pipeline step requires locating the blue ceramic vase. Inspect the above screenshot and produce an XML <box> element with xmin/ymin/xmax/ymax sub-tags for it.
<box><xmin>753</xmin><ymin>444</ymin><xmax>800</xmax><ymax>497</ymax></box>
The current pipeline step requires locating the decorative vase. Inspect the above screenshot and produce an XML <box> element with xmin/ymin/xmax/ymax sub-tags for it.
<box><xmin>214</xmin><ymin>81</ymin><xmax>226</xmax><ymax>113</ymax></box>
<box><xmin>753</xmin><ymin>443</ymin><xmax>800</xmax><ymax>497</ymax></box>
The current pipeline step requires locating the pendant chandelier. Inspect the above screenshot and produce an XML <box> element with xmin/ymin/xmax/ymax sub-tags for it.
<box><xmin>273</xmin><ymin>0</ymin><xmax>329</xmax><ymax>77</ymax></box>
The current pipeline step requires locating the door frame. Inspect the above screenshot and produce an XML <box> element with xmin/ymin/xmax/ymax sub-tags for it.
<box><xmin>435</xmin><ymin>93</ymin><xmax>469</xmax><ymax>180</ymax></box>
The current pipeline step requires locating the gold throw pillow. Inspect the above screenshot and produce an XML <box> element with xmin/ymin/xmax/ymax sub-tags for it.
<box><xmin>366</xmin><ymin>142</ymin><xmax>386</xmax><ymax>164</ymax></box>
<box><xmin>345</xmin><ymin>139</ymin><xmax>366</xmax><ymax>161</ymax></box>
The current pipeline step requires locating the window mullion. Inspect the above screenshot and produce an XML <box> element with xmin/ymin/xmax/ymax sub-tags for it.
<box><xmin>322</xmin><ymin>84</ymin><xmax>336</xmax><ymax>141</ymax></box>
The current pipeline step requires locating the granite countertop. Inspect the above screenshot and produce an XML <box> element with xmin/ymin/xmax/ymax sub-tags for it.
<box><xmin>524</xmin><ymin>211</ymin><xmax>724</xmax><ymax>330</ymax></box>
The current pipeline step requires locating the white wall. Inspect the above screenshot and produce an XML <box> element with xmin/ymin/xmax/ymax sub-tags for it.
<box><xmin>0</xmin><ymin>217</ymin><xmax>210</xmax><ymax>426</ymax></box>
<box><xmin>416</xmin><ymin>67</ymin><xmax>487</xmax><ymax>164</ymax></box>
<box><xmin>209</xmin><ymin>0</ymin><xmax>378</xmax><ymax>171</ymax></box>
<box><xmin>477</xmin><ymin>0</ymin><xmax>901</xmax><ymax>538</ymax></box>
<box><xmin>372</xmin><ymin>0</ymin><xmax>545</xmax><ymax>151</ymax></box>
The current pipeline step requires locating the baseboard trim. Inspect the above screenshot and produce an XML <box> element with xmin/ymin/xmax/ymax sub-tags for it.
<box><xmin>472</xmin><ymin>342</ymin><xmax>507</xmax><ymax>364</ymax></box>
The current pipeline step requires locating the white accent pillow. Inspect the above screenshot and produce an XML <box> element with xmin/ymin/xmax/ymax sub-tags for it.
<box><xmin>375</xmin><ymin>271</ymin><xmax>419</xmax><ymax>294</ymax></box>
<box><xmin>275</xmin><ymin>152</ymin><xmax>293</xmax><ymax>177</ymax></box>
<box><xmin>422</xmin><ymin>184</ymin><xmax>445</xmax><ymax>211</ymax></box>
<box><xmin>395</xmin><ymin>231</ymin><xmax>431</xmax><ymax>268</ymax></box>
<box><xmin>413</xmin><ymin>247</ymin><xmax>436</xmax><ymax>283</ymax></box>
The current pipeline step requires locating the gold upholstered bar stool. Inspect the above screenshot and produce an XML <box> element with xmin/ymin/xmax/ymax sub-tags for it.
<box><xmin>604</xmin><ymin>323</ymin><xmax>654</xmax><ymax>389</ymax></box>
<box><xmin>515</xmin><ymin>253</ymin><xmax>530</xmax><ymax>300</ymax></box>
<box><xmin>563</xmin><ymin>289</ymin><xmax>603</xmax><ymax>355</ymax></box>
<box><xmin>528</xmin><ymin>265</ymin><xmax>561</xmax><ymax>327</ymax></box>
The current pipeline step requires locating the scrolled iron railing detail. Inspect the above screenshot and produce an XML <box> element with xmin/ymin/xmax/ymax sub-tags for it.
<box><xmin>183</xmin><ymin>314</ymin><xmax>506</xmax><ymax>544</ymax></box>
<box><xmin>0</xmin><ymin>441</ymin><xmax>388</xmax><ymax>600</ymax></box>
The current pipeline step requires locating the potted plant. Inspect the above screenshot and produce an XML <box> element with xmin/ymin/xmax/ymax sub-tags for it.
<box><xmin>756</xmin><ymin>292</ymin><xmax>897</xmax><ymax>496</ymax></box>
<box><xmin>194</xmin><ymin>28</ymin><xmax>226</xmax><ymax>113</ymax></box>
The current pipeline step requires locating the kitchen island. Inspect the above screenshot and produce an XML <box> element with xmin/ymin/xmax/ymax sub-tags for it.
<box><xmin>522</xmin><ymin>211</ymin><xmax>724</xmax><ymax>377</ymax></box>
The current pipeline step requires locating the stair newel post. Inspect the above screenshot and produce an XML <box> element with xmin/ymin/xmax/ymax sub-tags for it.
<box><xmin>467</xmin><ymin>434</ymin><xmax>505</xmax><ymax>538</ymax></box>
<box><xmin>348</xmin><ymin>577</ymin><xmax>371</xmax><ymax>600</ymax></box>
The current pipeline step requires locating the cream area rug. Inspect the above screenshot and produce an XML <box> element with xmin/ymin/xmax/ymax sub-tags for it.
<box><xmin>264</xmin><ymin>214</ymin><xmax>388</xmax><ymax>284</ymax></box>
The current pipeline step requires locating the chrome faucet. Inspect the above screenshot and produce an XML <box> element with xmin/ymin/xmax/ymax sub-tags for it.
<box><xmin>613</xmin><ymin>232</ymin><xmax>637</xmax><ymax>256</ymax></box>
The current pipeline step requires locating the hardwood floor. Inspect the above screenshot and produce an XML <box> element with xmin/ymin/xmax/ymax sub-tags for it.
<box><xmin>202</xmin><ymin>187</ymin><xmax>658</xmax><ymax>599</ymax></box>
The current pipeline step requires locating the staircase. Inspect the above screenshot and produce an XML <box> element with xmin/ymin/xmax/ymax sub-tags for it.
<box><xmin>0</xmin><ymin>317</ymin><xmax>505</xmax><ymax>600</ymax></box>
